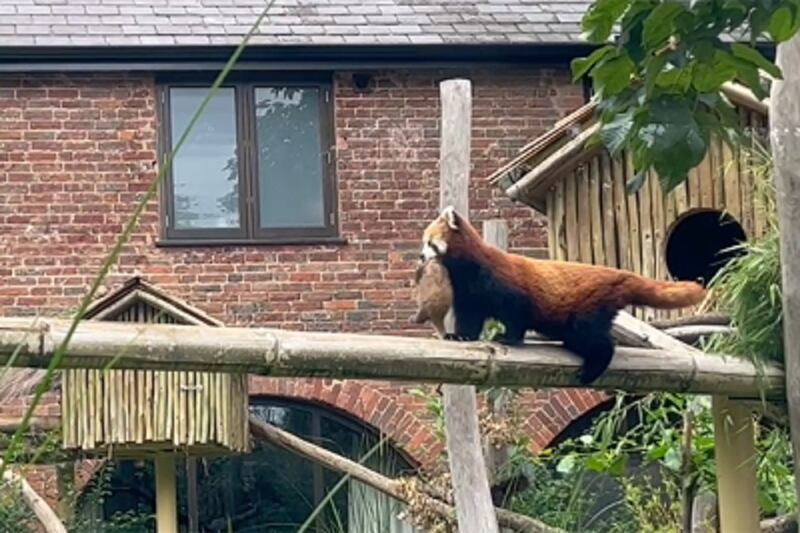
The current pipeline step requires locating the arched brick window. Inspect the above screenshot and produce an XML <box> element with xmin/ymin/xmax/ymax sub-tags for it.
<box><xmin>75</xmin><ymin>398</ymin><xmax>419</xmax><ymax>532</ymax></box>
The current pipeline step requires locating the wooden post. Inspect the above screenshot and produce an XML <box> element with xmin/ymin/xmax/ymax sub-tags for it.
<box><xmin>482</xmin><ymin>220</ymin><xmax>511</xmax><ymax>489</ymax></box>
<box><xmin>439</xmin><ymin>78</ymin><xmax>500</xmax><ymax>533</ymax></box>
<box><xmin>711</xmin><ymin>395</ymin><xmax>759</xmax><ymax>533</ymax></box>
<box><xmin>154</xmin><ymin>454</ymin><xmax>178</xmax><ymax>533</ymax></box>
<box><xmin>771</xmin><ymin>34</ymin><xmax>800</xmax><ymax>518</ymax></box>
<box><xmin>186</xmin><ymin>457</ymin><xmax>199</xmax><ymax>532</ymax></box>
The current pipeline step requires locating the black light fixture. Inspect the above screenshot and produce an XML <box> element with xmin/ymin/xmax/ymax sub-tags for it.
<box><xmin>351</xmin><ymin>72</ymin><xmax>374</xmax><ymax>93</ymax></box>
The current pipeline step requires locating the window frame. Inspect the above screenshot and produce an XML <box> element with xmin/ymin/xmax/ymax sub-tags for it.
<box><xmin>156</xmin><ymin>73</ymin><xmax>339</xmax><ymax>245</ymax></box>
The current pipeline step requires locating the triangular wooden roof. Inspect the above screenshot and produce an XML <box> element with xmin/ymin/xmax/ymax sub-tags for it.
<box><xmin>489</xmin><ymin>81</ymin><xmax>771</xmax><ymax>212</ymax></box>
<box><xmin>84</xmin><ymin>276</ymin><xmax>223</xmax><ymax>326</ymax></box>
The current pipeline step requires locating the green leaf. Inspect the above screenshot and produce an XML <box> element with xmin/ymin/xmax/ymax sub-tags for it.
<box><xmin>663</xmin><ymin>446</ymin><xmax>682</xmax><ymax>471</ymax></box>
<box><xmin>626</xmin><ymin>168</ymin><xmax>647</xmax><ymax>194</ymax></box>
<box><xmin>692</xmin><ymin>50</ymin><xmax>738</xmax><ymax>92</ymax></box>
<box><xmin>730</xmin><ymin>42</ymin><xmax>783</xmax><ymax>79</ymax></box>
<box><xmin>556</xmin><ymin>454</ymin><xmax>577</xmax><ymax>474</ymax></box>
<box><xmin>642</xmin><ymin>1</ymin><xmax>684</xmax><ymax>49</ymax></box>
<box><xmin>608</xmin><ymin>454</ymin><xmax>627</xmax><ymax>476</ymax></box>
<box><xmin>644</xmin><ymin>52</ymin><xmax>670</xmax><ymax>95</ymax></box>
<box><xmin>585</xmin><ymin>455</ymin><xmax>607</xmax><ymax>472</ymax></box>
<box><xmin>571</xmin><ymin>45</ymin><xmax>616</xmax><ymax>81</ymax></box>
<box><xmin>592</xmin><ymin>54</ymin><xmax>635</xmax><ymax>95</ymax></box>
<box><xmin>656</xmin><ymin>65</ymin><xmax>694</xmax><ymax>92</ymax></box>
<box><xmin>646</xmin><ymin>442</ymin><xmax>670</xmax><ymax>461</ymax></box>
<box><xmin>600</xmin><ymin>108</ymin><xmax>636</xmax><ymax>154</ymax></box>
<box><xmin>767</xmin><ymin>6</ymin><xmax>799</xmax><ymax>42</ymax></box>
<box><xmin>732</xmin><ymin>58</ymin><xmax>769</xmax><ymax>100</ymax></box>
<box><xmin>639</xmin><ymin>95</ymin><xmax>709</xmax><ymax>191</ymax></box>
<box><xmin>582</xmin><ymin>0</ymin><xmax>632</xmax><ymax>43</ymax></box>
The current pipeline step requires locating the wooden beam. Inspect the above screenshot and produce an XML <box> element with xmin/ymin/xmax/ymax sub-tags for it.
<box><xmin>154</xmin><ymin>454</ymin><xmax>177</xmax><ymax>533</ymax></box>
<box><xmin>0</xmin><ymin>317</ymin><xmax>785</xmax><ymax>399</ymax></box>
<box><xmin>771</xmin><ymin>34</ymin><xmax>800</xmax><ymax>520</ymax></box>
<box><xmin>438</xmin><ymin>77</ymin><xmax>500</xmax><ymax>533</ymax></box>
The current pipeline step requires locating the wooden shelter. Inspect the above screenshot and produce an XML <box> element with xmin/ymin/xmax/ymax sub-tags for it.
<box><xmin>62</xmin><ymin>277</ymin><xmax>250</xmax><ymax>455</ymax></box>
<box><xmin>489</xmin><ymin>82</ymin><xmax>771</xmax><ymax>321</ymax></box>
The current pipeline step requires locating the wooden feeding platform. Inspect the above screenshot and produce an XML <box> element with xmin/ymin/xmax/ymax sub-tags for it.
<box><xmin>61</xmin><ymin>277</ymin><xmax>249</xmax><ymax>457</ymax></box>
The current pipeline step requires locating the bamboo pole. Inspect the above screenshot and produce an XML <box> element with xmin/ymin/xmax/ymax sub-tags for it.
<box><xmin>248</xmin><ymin>417</ymin><xmax>562</xmax><ymax>533</ymax></box>
<box><xmin>154</xmin><ymin>454</ymin><xmax>178</xmax><ymax>533</ymax></box>
<box><xmin>712</xmin><ymin>396</ymin><xmax>760</xmax><ymax>532</ymax></box>
<box><xmin>0</xmin><ymin>316</ymin><xmax>785</xmax><ymax>399</ymax></box>
<box><xmin>438</xmin><ymin>77</ymin><xmax>500</xmax><ymax>533</ymax></box>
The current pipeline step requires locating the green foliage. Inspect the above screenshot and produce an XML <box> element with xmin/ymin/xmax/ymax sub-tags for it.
<box><xmin>572</xmin><ymin>0</ymin><xmax>798</xmax><ymax>192</ymax></box>
<box><xmin>705</xmin><ymin>140</ymin><xmax>784</xmax><ymax>365</ymax></box>
<box><xmin>0</xmin><ymin>480</ymin><xmax>35</xmax><ymax>531</ymax></box>
<box><xmin>508</xmin><ymin>392</ymin><xmax>795</xmax><ymax>531</ymax></box>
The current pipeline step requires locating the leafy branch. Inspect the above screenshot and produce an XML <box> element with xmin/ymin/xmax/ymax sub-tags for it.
<box><xmin>573</xmin><ymin>0</ymin><xmax>799</xmax><ymax>193</ymax></box>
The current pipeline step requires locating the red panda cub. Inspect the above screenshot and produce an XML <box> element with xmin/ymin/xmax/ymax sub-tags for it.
<box><xmin>410</xmin><ymin>258</ymin><xmax>455</xmax><ymax>340</ymax></box>
<box><xmin>420</xmin><ymin>206</ymin><xmax>706</xmax><ymax>384</ymax></box>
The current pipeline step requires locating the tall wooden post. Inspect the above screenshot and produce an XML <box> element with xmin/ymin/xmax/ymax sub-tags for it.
<box><xmin>481</xmin><ymin>220</ymin><xmax>511</xmax><ymax>489</ymax></box>
<box><xmin>155</xmin><ymin>454</ymin><xmax>178</xmax><ymax>533</ymax></box>
<box><xmin>439</xmin><ymin>78</ymin><xmax>500</xmax><ymax>533</ymax></box>
<box><xmin>771</xmin><ymin>33</ymin><xmax>800</xmax><ymax>518</ymax></box>
<box><xmin>711</xmin><ymin>396</ymin><xmax>759</xmax><ymax>532</ymax></box>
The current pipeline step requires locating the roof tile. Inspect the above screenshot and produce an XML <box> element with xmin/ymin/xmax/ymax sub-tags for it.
<box><xmin>0</xmin><ymin>0</ymin><xmax>595</xmax><ymax>47</ymax></box>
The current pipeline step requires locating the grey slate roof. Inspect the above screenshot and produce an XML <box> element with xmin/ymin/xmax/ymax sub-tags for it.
<box><xmin>0</xmin><ymin>0</ymin><xmax>591</xmax><ymax>47</ymax></box>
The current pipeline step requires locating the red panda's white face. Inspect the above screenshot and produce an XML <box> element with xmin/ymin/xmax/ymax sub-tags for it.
<box><xmin>421</xmin><ymin>206</ymin><xmax>459</xmax><ymax>261</ymax></box>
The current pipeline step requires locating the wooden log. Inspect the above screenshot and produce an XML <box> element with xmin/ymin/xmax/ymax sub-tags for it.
<box><xmin>553</xmin><ymin>180</ymin><xmax>567</xmax><ymax>260</ymax></box>
<box><xmin>248</xmin><ymin>416</ymin><xmax>562</xmax><ymax>533</ymax></box>
<box><xmin>578</xmin><ymin>159</ymin><xmax>594</xmax><ymax>263</ymax></box>
<box><xmin>0</xmin><ymin>317</ymin><xmax>786</xmax><ymax>399</ymax></box>
<box><xmin>564</xmin><ymin>170</ymin><xmax>580</xmax><ymax>261</ymax></box>
<box><xmin>771</xmin><ymin>36</ymin><xmax>800</xmax><ymax>522</ymax></box>
<box><xmin>0</xmin><ymin>460</ymin><xmax>67</xmax><ymax>533</ymax></box>
<box><xmin>589</xmin><ymin>158</ymin><xmax>605</xmax><ymax>265</ymax></box>
<box><xmin>612</xmin><ymin>154</ymin><xmax>631</xmax><ymax>270</ymax></box>
<box><xmin>438</xmin><ymin>77</ymin><xmax>500</xmax><ymax>533</ymax></box>
<box><xmin>154</xmin><ymin>454</ymin><xmax>178</xmax><ymax>533</ymax></box>
<box><xmin>639</xmin><ymin>172</ymin><xmax>656</xmax><ymax>321</ymax></box>
<box><xmin>601</xmin><ymin>153</ymin><xmax>618</xmax><ymax>268</ymax></box>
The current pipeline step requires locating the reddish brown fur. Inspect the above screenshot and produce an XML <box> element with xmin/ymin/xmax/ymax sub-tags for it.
<box><xmin>422</xmin><ymin>208</ymin><xmax>707</xmax><ymax>383</ymax></box>
<box><xmin>423</xmin><ymin>211</ymin><xmax>706</xmax><ymax>326</ymax></box>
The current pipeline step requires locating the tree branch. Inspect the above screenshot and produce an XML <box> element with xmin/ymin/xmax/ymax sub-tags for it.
<box><xmin>248</xmin><ymin>416</ymin><xmax>562</xmax><ymax>533</ymax></box>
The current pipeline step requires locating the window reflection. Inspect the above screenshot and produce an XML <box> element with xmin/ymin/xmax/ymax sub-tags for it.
<box><xmin>169</xmin><ymin>87</ymin><xmax>240</xmax><ymax>230</ymax></box>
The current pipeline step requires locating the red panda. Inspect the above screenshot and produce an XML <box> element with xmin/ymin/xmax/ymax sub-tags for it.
<box><xmin>421</xmin><ymin>206</ymin><xmax>707</xmax><ymax>384</ymax></box>
<box><xmin>410</xmin><ymin>258</ymin><xmax>455</xmax><ymax>340</ymax></box>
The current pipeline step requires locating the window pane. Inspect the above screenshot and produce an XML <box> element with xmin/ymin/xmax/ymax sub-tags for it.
<box><xmin>255</xmin><ymin>87</ymin><xmax>326</xmax><ymax>229</ymax></box>
<box><xmin>169</xmin><ymin>87</ymin><xmax>240</xmax><ymax>230</ymax></box>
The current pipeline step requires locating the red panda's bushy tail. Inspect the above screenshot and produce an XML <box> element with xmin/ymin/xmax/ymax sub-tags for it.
<box><xmin>628</xmin><ymin>277</ymin><xmax>707</xmax><ymax>309</ymax></box>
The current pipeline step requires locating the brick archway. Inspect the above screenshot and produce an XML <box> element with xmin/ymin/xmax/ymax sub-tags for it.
<box><xmin>519</xmin><ymin>388</ymin><xmax>609</xmax><ymax>452</ymax></box>
<box><xmin>249</xmin><ymin>377</ymin><xmax>444</xmax><ymax>468</ymax></box>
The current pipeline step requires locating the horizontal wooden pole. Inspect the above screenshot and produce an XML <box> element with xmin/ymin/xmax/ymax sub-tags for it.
<box><xmin>0</xmin><ymin>317</ymin><xmax>784</xmax><ymax>399</ymax></box>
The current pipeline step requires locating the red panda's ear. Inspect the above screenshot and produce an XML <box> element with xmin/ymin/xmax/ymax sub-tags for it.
<box><xmin>442</xmin><ymin>206</ymin><xmax>459</xmax><ymax>230</ymax></box>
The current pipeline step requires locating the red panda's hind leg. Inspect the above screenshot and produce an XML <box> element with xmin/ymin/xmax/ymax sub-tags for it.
<box><xmin>562</xmin><ymin>308</ymin><xmax>618</xmax><ymax>384</ymax></box>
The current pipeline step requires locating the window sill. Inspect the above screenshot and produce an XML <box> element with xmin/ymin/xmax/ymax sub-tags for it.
<box><xmin>155</xmin><ymin>236</ymin><xmax>349</xmax><ymax>248</ymax></box>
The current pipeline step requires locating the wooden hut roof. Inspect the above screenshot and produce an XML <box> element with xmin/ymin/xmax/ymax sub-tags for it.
<box><xmin>84</xmin><ymin>276</ymin><xmax>223</xmax><ymax>326</ymax></box>
<box><xmin>489</xmin><ymin>81</ymin><xmax>771</xmax><ymax>212</ymax></box>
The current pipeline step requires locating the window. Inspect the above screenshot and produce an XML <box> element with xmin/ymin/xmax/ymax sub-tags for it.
<box><xmin>158</xmin><ymin>76</ymin><xmax>338</xmax><ymax>244</ymax></box>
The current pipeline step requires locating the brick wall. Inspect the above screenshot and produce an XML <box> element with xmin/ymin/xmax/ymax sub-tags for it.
<box><xmin>0</xmin><ymin>69</ymin><xmax>602</xmax><ymax>477</ymax></box>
